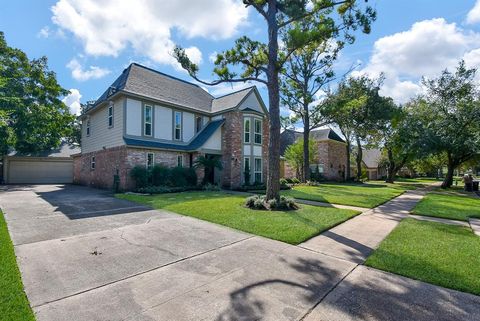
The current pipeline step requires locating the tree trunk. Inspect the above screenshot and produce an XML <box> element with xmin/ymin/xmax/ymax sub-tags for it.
<box><xmin>442</xmin><ymin>154</ymin><xmax>455</xmax><ymax>189</ymax></box>
<box><xmin>265</xmin><ymin>0</ymin><xmax>280</xmax><ymax>201</ymax></box>
<box><xmin>355</xmin><ymin>135</ymin><xmax>363</xmax><ymax>181</ymax></box>
<box><xmin>385</xmin><ymin>148</ymin><xmax>395</xmax><ymax>183</ymax></box>
<box><xmin>303</xmin><ymin>125</ymin><xmax>310</xmax><ymax>183</ymax></box>
<box><xmin>345</xmin><ymin>141</ymin><xmax>351</xmax><ymax>181</ymax></box>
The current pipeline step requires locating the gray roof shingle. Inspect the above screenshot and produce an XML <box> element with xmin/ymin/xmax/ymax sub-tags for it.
<box><xmin>280</xmin><ymin>128</ymin><xmax>345</xmax><ymax>156</ymax></box>
<box><xmin>87</xmin><ymin>63</ymin><xmax>258</xmax><ymax>115</ymax></box>
<box><xmin>211</xmin><ymin>87</ymin><xmax>254</xmax><ymax>113</ymax></box>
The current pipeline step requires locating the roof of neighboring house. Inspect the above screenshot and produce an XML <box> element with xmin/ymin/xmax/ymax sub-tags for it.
<box><xmin>362</xmin><ymin>148</ymin><xmax>382</xmax><ymax>169</ymax></box>
<box><xmin>279</xmin><ymin>128</ymin><xmax>345</xmax><ymax>156</ymax></box>
<box><xmin>86</xmin><ymin>63</ymin><xmax>259</xmax><ymax>115</ymax></box>
<box><xmin>123</xmin><ymin>119</ymin><xmax>224</xmax><ymax>152</ymax></box>
<box><xmin>7</xmin><ymin>141</ymin><xmax>80</xmax><ymax>158</ymax></box>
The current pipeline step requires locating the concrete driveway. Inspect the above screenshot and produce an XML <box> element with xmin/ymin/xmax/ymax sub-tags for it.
<box><xmin>1</xmin><ymin>185</ymin><xmax>479</xmax><ymax>321</ymax></box>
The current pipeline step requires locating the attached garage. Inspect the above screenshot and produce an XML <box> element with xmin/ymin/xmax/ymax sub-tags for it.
<box><xmin>2</xmin><ymin>142</ymin><xmax>80</xmax><ymax>184</ymax></box>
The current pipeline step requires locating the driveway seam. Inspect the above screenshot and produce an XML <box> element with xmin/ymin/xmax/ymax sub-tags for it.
<box><xmin>299</xmin><ymin>264</ymin><xmax>359</xmax><ymax>321</ymax></box>
<box><xmin>32</xmin><ymin>235</ymin><xmax>255</xmax><ymax>309</ymax></box>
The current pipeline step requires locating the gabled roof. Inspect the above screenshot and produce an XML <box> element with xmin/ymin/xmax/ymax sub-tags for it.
<box><xmin>279</xmin><ymin>128</ymin><xmax>345</xmax><ymax>156</ymax></box>
<box><xmin>7</xmin><ymin>141</ymin><xmax>80</xmax><ymax>158</ymax></box>
<box><xmin>85</xmin><ymin>63</ymin><xmax>265</xmax><ymax>115</ymax></box>
<box><xmin>362</xmin><ymin>148</ymin><xmax>382</xmax><ymax>169</ymax></box>
<box><xmin>123</xmin><ymin>119</ymin><xmax>224</xmax><ymax>152</ymax></box>
<box><xmin>211</xmin><ymin>87</ymin><xmax>255</xmax><ymax>113</ymax></box>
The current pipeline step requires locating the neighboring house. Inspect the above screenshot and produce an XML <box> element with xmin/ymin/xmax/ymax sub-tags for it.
<box><xmin>279</xmin><ymin>128</ymin><xmax>347</xmax><ymax>181</ymax></box>
<box><xmin>74</xmin><ymin>63</ymin><xmax>269</xmax><ymax>191</ymax></box>
<box><xmin>351</xmin><ymin>148</ymin><xmax>386</xmax><ymax>180</ymax></box>
<box><xmin>2</xmin><ymin>141</ymin><xmax>80</xmax><ymax>184</ymax></box>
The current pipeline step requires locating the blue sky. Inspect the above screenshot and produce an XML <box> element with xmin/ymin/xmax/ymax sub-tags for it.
<box><xmin>1</xmin><ymin>0</ymin><xmax>480</xmax><ymax>116</ymax></box>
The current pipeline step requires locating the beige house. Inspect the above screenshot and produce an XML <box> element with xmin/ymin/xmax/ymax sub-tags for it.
<box><xmin>74</xmin><ymin>63</ymin><xmax>269</xmax><ymax>190</ymax></box>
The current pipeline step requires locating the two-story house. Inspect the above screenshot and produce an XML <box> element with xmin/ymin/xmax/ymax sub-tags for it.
<box><xmin>73</xmin><ymin>63</ymin><xmax>269</xmax><ymax>190</ymax></box>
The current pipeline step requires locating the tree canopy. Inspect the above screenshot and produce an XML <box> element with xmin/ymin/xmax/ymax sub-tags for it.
<box><xmin>0</xmin><ymin>32</ymin><xmax>76</xmax><ymax>155</ymax></box>
<box><xmin>410</xmin><ymin>61</ymin><xmax>480</xmax><ymax>188</ymax></box>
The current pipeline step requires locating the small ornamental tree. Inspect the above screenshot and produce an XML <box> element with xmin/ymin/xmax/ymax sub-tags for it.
<box><xmin>284</xmin><ymin>138</ymin><xmax>318</xmax><ymax>180</ymax></box>
<box><xmin>173</xmin><ymin>0</ymin><xmax>375</xmax><ymax>201</ymax></box>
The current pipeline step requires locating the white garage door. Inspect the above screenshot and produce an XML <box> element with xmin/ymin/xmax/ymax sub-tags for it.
<box><xmin>7</xmin><ymin>159</ymin><xmax>73</xmax><ymax>184</ymax></box>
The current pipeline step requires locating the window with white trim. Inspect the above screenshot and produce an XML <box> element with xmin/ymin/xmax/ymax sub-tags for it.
<box><xmin>108</xmin><ymin>103</ymin><xmax>114</xmax><ymax>127</ymax></box>
<box><xmin>144</xmin><ymin>105</ymin><xmax>152</xmax><ymax>136</ymax></box>
<box><xmin>195</xmin><ymin>115</ymin><xmax>202</xmax><ymax>133</ymax></box>
<box><xmin>254</xmin><ymin>157</ymin><xmax>262</xmax><ymax>183</ymax></box>
<box><xmin>174</xmin><ymin>111</ymin><xmax>182</xmax><ymax>140</ymax></box>
<box><xmin>146</xmin><ymin>153</ymin><xmax>154</xmax><ymax>169</ymax></box>
<box><xmin>244</xmin><ymin>118</ymin><xmax>250</xmax><ymax>143</ymax></box>
<box><xmin>254</xmin><ymin>118</ymin><xmax>262</xmax><ymax>144</ymax></box>
<box><xmin>86</xmin><ymin>120</ymin><xmax>91</xmax><ymax>136</ymax></box>
<box><xmin>91</xmin><ymin>156</ymin><xmax>96</xmax><ymax>170</ymax></box>
<box><xmin>244</xmin><ymin>157</ymin><xmax>251</xmax><ymax>183</ymax></box>
<box><xmin>177</xmin><ymin>155</ymin><xmax>183</xmax><ymax>167</ymax></box>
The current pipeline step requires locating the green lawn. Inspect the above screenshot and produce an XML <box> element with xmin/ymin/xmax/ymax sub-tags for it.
<box><xmin>412</xmin><ymin>192</ymin><xmax>480</xmax><ymax>221</ymax></box>
<box><xmin>366</xmin><ymin>219</ymin><xmax>480</xmax><ymax>296</ymax></box>
<box><xmin>117</xmin><ymin>191</ymin><xmax>359</xmax><ymax>244</ymax></box>
<box><xmin>281</xmin><ymin>182</ymin><xmax>413</xmax><ymax>208</ymax></box>
<box><xmin>0</xmin><ymin>210</ymin><xmax>36</xmax><ymax>321</ymax></box>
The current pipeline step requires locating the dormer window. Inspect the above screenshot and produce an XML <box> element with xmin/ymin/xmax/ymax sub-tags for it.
<box><xmin>144</xmin><ymin>105</ymin><xmax>152</xmax><ymax>136</ymax></box>
<box><xmin>108</xmin><ymin>102</ymin><xmax>114</xmax><ymax>128</ymax></box>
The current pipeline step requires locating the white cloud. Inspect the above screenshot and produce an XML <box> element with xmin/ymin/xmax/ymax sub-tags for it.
<box><xmin>66</xmin><ymin>58</ymin><xmax>110</xmax><ymax>81</ymax></box>
<box><xmin>63</xmin><ymin>89</ymin><xmax>82</xmax><ymax>115</ymax></box>
<box><xmin>209</xmin><ymin>51</ymin><xmax>218</xmax><ymax>63</ymax></box>
<box><xmin>51</xmin><ymin>0</ymin><xmax>248</xmax><ymax>68</ymax></box>
<box><xmin>467</xmin><ymin>0</ymin><xmax>480</xmax><ymax>24</ymax></box>
<box><xmin>355</xmin><ymin>18</ymin><xmax>480</xmax><ymax>103</ymax></box>
<box><xmin>37</xmin><ymin>26</ymin><xmax>51</xmax><ymax>38</ymax></box>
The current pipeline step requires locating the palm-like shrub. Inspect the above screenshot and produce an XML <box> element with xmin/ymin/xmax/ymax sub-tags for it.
<box><xmin>194</xmin><ymin>155</ymin><xmax>223</xmax><ymax>185</ymax></box>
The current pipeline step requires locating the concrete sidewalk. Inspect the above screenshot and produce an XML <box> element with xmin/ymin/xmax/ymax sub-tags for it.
<box><xmin>299</xmin><ymin>188</ymin><xmax>429</xmax><ymax>263</ymax></box>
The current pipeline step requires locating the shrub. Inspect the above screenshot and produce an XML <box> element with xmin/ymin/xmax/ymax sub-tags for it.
<box><xmin>169</xmin><ymin>167</ymin><xmax>197</xmax><ymax>187</ymax></box>
<box><xmin>136</xmin><ymin>185</ymin><xmax>202</xmax><ymax>194</ymax></box>
<box><xmin>203</xmin><ymin>183</ymin><xmax>220</xmax><ymax>191</ymax></box>
<box><xmin>280</xmin><ymin>178</ymin><xmax>288</xmax><ymax>186</ymax></box>
<box><xmin>291</xmin><ymin>178</ymin><xmax>300</xmax><ymax>184</ymax></box>
<box><xmin>151</xmin><ymin>165</ymin><xmax>171</xmax><ymax>186</ymax></box>
<box><xmin>130</xmin><ymin>165</ymin><xmax>149</xmax><ymax>188</ymax></box>
<box><xmin>285</xmin><ymin>178</ymin><xmax>294</xmax><ymax>184</ymax></box>
<box><xmin>244</xmin><ymin>195</ymin><xmax>299</xmax><ymax>211</ymax></box>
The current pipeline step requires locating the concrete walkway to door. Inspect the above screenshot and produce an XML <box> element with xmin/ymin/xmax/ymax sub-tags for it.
<box><xmin>1</xmin><ymin>184</ymin><xmax>479</xmax><ymax>321</ymax></box>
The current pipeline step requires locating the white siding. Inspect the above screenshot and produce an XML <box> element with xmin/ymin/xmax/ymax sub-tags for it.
<box><xmin>82</xmin><ymin>97</ymin><xmax>124</xmax><ymax>153</ymax></box>
<box><xmin>126</xmin><ymin>98</ymin><xmax>142</xmax><ymax>136</ymax></box>
<box><xmin>253</xmin><ymin>145</ymin><xmax>262</xmax><ymax>156</ymax></box>
<box><xmin>154</xmin><ymin>105</ymin><xmax>172</xmax><ymax>140</ymax></box>
<box><xmin>202</xmin><ymin>127</ymin><xmax>222</xmax><ymax>151</ymax></box>
<box><xmin>212</xmin><ymin>115</ymin><xmax>223</xmax><ymax>120</ymax></box>
<box><xmin>243</xmin><ymin>145</ymin><xmax>251</xmax><ymax>156</ymax></box>
<box><xmin>239</xmin><ymin>92</ymin><xmax>264</xmax><ymax>113</ymax></box>
<box><xmin>183</xmin><ymin>112</ymin><xmax>195</xmax><ymax>141</ymax></box>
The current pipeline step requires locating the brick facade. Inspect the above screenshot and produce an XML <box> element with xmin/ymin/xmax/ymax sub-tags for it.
<box><xmin>317</xmin><ymin>140</ymin><xmax>347</xmax><ymax>181</ymax></box>
<box><xmin>280</xmin><ymin>140</ymin><xmax>347</xmax><ymax>181</ymax></box>
<box><xmin>220</xmin><ymin>111</ymin><xmax>243</xmax><ymax>189</ymax></box>
<box><xmin>73</xmin><ymin>146</ymin><xmax>202</xmax><ymax>191</ymax></box>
